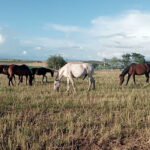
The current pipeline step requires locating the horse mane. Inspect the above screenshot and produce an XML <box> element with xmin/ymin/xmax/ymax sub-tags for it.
<box><xmin>46</xmin><ymin>68</ymin><xmax>53</xmax><ymax>72</ymax></box>
<box><xmin>120</xmin><ymin>63</ymin><xmax>136</xmax><ymax>76</ymax></box>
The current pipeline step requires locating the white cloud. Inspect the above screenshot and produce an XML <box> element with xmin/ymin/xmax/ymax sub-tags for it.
<box><xmin>89</xmin><ymin>10</ymin><xmax>150</xmax><ymax>51</ymax></box>
<box><xmin>22</xmin><ymin>50</ymin><xmax>27</xmax><ymax>55</ymax></box>
<box><xmin>22</xmin><ymin>37</ymin><xmax>81</xmax><ymax>50</ymax></box>
<box><xmin>35</xmin><ymin>46</ymin><xmax>43</xmax><ymax>50</ymax></box>
<box><xmin>45</xmin><ymin>23</ymin><xmax>83</xmax><ymax>33</ymax></box>
<box><xmin>22</xmin><ymin>10</ymin><xmax>150</xmax><ymax>60</ymax></box>
<box><xmin>0</xmin><ymin>34</ymin><xmax>5</xmax><ymax>44</ymax></box>
<box><xmin>85</xmin><ymin>10</ymin><xmax>150</xmax><ymax>59</ymax></box>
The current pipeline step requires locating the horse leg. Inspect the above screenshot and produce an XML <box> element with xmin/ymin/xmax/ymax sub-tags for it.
<box><xmin>69</xmin><ymin>77</ymin><xmax>76</xmax><ymax>93</ymax></box>
<box><xmin>66</xmin><ymin>78</ymin><xmax>70</xmax><ymax>93</ymax></box>
<box><xmin>8</xmin><ymin>78</ymin><xmax>11</xmax><ymax>86</ymax></box>
<box><xmin>18</xmin><ymin>76</ymin><xmax>22</xmax><ymax>85</ymax></box>
<box><xmin>42</xmin><ymin>75</ymin><xmax>44</xmax><ymax>83</ymax></box>
<box><xmin>45</xmin><ymin>75</ymin><xmax>48</xmax><ymax>82</ymax></box>
<box><xmin>88</xmin><ymin>77</ymin><xmax>92</xmax><ymax>91</ymax></box>
<box><xmin>13</xmin><ymin>75</ymin><xmax>16</xmax><ymax>84</ymax></box>
<box><xmin>88</xmin><ymin>76</ymin><xmax>95</xmax><ymax>91</ymax></box>
<box><xmin>145</xmin><ymin>73</ymin><xmax>149</xmax><ymax>83</ymax></box>
<box><xmin>33</xmin><ymin>75</ymin><xmax>35</xmax><ymax>82</ymax></box>
<box><xmin>26</xmin><ymin>75</ymin><xmax>28</xmax><ymax>85</ymax></box>
<box><xmin>8</xmin><ymin>76</ymin><xmax>11</xmax><ymax>86</ymax></box>
<box><xmin>9</xmin><ymin>76</ymin><xmax>14</xmax><ymax>86</ymax></box>
<box><xmin>126</xmin><ymin>74</ymin><xmax>131</xmax><ymax>85</ymax></box>
<box><xmin>18</xmin><ymin>76</ymin><xmax>20</xmax><ymax>85</ymax></box>
<box><xmin>92</xmin><ymin>77</ymin><xmax>96</xmax><ymax>90</ymax></box>
<box><xmin>132</xmin><ymin>74</ymin><xmax>136</xmax><ymax>84</ymax></box>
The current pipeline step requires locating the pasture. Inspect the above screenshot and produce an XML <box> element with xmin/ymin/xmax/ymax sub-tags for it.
<box><xmin>0</xmin><ymin>69</ymin><xmax>150</xmax><ymax>149</ymax></box>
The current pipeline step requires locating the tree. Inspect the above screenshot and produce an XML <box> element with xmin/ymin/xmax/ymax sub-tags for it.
<box><xmin>131</xmin><ymin>53</ymin><xmax>145</xmax><ymax>64</ymax></box>
<box><xmin>47</xmin><ymin>55</ymin><xmax>67</xmax><ymax>69</ymax></box>
<box><xmin>121</xmin><ymin>53</ymin><xmax>131</xmax><ymax>67</ymax></box>
<box><xmin>110</xmin><ymin>57</ymin><xmax>121</xmax><ymax>69</ymax></box>
<box><xmin>92</xmin><ymin>63</ymin><xmax>99</xmax><ymax>69</ymax></box>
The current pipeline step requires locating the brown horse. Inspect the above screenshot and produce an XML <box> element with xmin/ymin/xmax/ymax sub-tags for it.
<box><xmin>31</xmin><ymin>67</ymin><xmax>54</xmax><ymax>83</ymax></box>
<box><xmin>0</xmin><ymin>64</ymin><xmax>16</xmax><ymax>81</ymax></box>
<box><xmin>0</xmin><ymin>64</ymin><xmax>9</xmax><ymax>75</ymax></box>
<box><xmin>8</xmin><ymin>64</ymin><xmax>33</xmax><ymax>86</ymax></box>
<box><xmin>119</xmin><ymin>63</ymin><xmax>150</xmax><ymax>85</ymax></box>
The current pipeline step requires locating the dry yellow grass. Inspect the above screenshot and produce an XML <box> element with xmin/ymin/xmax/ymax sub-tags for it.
<box><xmin>0</xmin><ymin>70</ymin><xmax>150</xmax><ymax>149</ymax></box>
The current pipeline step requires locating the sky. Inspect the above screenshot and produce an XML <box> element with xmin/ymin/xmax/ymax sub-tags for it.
<box><xmin>0</xmin><ymin>0</ymin><xmax>150</xmax><ymax>61</ymax></box>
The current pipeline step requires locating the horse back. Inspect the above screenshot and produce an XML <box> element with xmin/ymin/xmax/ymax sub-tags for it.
<box><xmin>69</xmin><ymin>63</ymin><xmax>94</xmax><ymax>78</ymax></box>
<box><xmin>129</xmin><ymin>64</ymin><xmax>150</xmax><ymax>75</ymax></box>
<box><xmin>8</xmin><ymin>64</ymin><xmax>31</xmax><ymax>76</ymax></box>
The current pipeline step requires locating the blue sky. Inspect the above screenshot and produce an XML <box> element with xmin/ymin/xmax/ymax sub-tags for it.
<box><xmin>0</xmin><ymin>0</ymin><xmax>150</xmax><ymax>60</ymax></box>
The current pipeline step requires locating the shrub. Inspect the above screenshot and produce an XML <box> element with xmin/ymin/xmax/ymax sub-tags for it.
<box><xmin>47</xmin><ymin>55</ymin><xmax>67</xmax><ymax>69</ymax></box>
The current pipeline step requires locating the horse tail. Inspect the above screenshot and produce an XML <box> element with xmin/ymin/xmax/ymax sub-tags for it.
<box><xmin>7</xmin><ymin>65</ymin><xmax>15</xmax><ymax>86</ymax></box>
<box><xmin>8</xmin><ymin>65</ymin><xmax>14</xmax><ymax>78</ymax></box>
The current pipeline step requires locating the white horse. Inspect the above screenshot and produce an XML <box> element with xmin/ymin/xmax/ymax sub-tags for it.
<box><xmin>54</xmin><ymin>62</ymin><xmax>95</xmax><ymax>92</ymax></box>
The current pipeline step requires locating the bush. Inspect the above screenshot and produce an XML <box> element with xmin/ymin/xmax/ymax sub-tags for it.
<box><xmin>47</xmin><ymin>55</ymin><xmax>67</xmax><ymax>69</ymax></box>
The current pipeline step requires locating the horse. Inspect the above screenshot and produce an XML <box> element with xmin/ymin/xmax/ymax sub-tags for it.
<box><xmin>119</xmin><ymin>63</ymin><xmax>150</xmax><ymax>85</ymax></box>
<box><xmin>31</xmin><ymin>67</ymin><xmax>54</xmax><ymax>83</ymax></box>
<box><xmin>0</xmin><ymin>64</ymin><xmax>29</xmax><ymax>85</ymax></box>
<box><xmin>0</xmin><ymin>64</ymin><xmax>16</xmax><ymax>81</ymax></box>
<box><xmin>7</xmin><ymin>64</ymin><xmax>33</xmax><ymax>86</ymax></box>
<box><xmin>0</xmin><ymin>64</ymin><xmax>9</xmax><ymax>76</ymax></box>
<box><xmin>54</xmin><ymin>62</ymin><xmax>95</xmax><ymax>93</ymax></box>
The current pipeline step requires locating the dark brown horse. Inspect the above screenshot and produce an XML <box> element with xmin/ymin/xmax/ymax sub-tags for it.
<box><xmin>0</xmin><ymin>64</ymin><xmax>9</xmax><ymax>75</ymax></box>
<box><xmin>119</xmin><ymin>63</ymin><xmax>150</xmax><ymax>85</ymax></box>
<box><xmin>8</xmin><ymin>64</ymin><xmax>33</xmax><ymax>86</ymax></box>
<box><xmin>31</xmin><ymin>67</ymin><xmax>54</xmax><ymax>83</ymax></box>
<box><xmin>0</xmin><ymin>64</ymin><xmax>16</xmax><ymax>82</ymax></box>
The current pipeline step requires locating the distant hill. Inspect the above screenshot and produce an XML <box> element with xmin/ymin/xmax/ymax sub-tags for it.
<box><xmin>83</xmin><ymin>60</ymin><xmax>103</xmax><ymax>65</ymax></box>
<box><xmin>0</xmin><ymin>59</ymin><xmax>42</xmax><ymax>64</ymax></box>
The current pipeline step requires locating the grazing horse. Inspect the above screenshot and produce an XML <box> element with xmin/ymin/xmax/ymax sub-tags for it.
<box><xmin>0</xmin><ymin>64</ymin><xmax>9</xmax><ymax>76</ymax></box>
<box><xmin>0</xmin><ymin>64</ymin><xmax>16</xmax><ymax>81</ymax></box>
<box><xmin>119</xmin><ymin>63</ymin><xmax>150</xmax><ymax>85</ymax></box>
<box><xmin>31</xmin><ymin>67</ymin><xmax>54</xmax><ymax>83</ymax></box>
<box><xmin>54</xmin><ymin>62</ymin><xmax>95</xmax><ymax>93</ymax></box>
<box><xmin>8</xmin><ymin>64</ymin><xmax>33</xmax><ymax>86</ymax></box>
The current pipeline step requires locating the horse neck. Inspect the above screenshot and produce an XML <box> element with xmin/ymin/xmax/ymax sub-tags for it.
<box><xmin>121</xmin><ymin>65</ymin><xmax>130</xmax><ymax>76</ymax></box>
<box><xmin>46</xmin><ymin>68</ymin><xmax>52</xmax><ymax>73</ymax></box>
<box><xmin>56</xmin><ymin>68</ymin><xmax>64</xmax><ymax>81</ymax></box>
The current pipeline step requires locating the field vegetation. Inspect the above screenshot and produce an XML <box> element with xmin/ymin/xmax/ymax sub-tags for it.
<box><xmin>0</xmin><ymin>69</ymin><xmax>150</xmax><ymax>149</ymax></box>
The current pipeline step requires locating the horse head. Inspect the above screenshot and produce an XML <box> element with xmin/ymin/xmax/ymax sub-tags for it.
<box><xmin>54</xmin><ymin>79</ymin><xmax>61</xmax><ymax>92</ymax></box>
<box><xmin>49</xmin><ymin>69</ymin><xmax>54</xmax><ymax>77</ymax></box>
<box><xmin>119</xmin><ymin>74</ymin><xmax>124</xmax><ymax>85</ymax></box>
<box><xmin>28</xmin><ymin>76</ymin><xmax>33</xmax><ymax>86</ymax></box>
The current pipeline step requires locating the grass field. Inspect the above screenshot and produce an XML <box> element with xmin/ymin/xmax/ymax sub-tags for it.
<box><xmin>0</xmin><ymin>70</ymin><xmax>150</xmax><ymax>149</ymax></box>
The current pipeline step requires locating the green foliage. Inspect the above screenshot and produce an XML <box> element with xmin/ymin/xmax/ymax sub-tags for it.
<box><xmin>92</xmin><ymin>63</ymin><xmax>99</xmax><ymax>69</ymax></box>
<box><xmin>121</xmin><ymin>53</ymin><xmax>131</xmax><ymax>67</ymax></box>
<box><xmin>47</xmin><ymin>55</ymin><xmax>67</xmax><ymax>69</ymax></box>
<box><xmin>131</xmin><ymin>53</ymin><xmax>145</xmax><ymax>64</ymax></box>
<box><xmin>121</xmin><ymin>52</ymin><xmax>145</xmax><ymax>68</ymax></box>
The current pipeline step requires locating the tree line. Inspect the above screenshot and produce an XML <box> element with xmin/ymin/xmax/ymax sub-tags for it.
<box><xmin>47</xmin><ymin>53</ymin><xmax>147</xmax><ymax>70</ymax></box>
